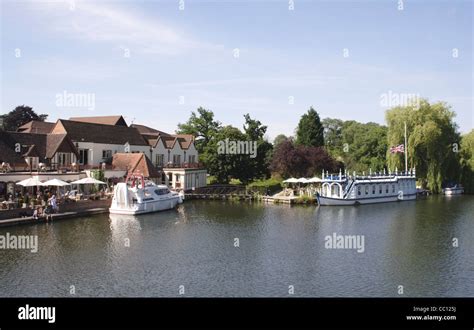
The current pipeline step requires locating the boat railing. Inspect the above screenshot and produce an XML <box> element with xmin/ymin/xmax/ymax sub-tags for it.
<box><xmin>323</xmin><ymin>172</ymin><xmax>415</xmax><ymax>182</ymax></box>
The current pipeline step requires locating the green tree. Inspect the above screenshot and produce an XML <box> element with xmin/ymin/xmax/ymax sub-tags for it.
<box><xmin>273</xmin><ymin>134</ymin><xmax>288</xmax><ymax>148</ymax></box>
<box><xmin>322</xmin><ymin>118</ymin><xmax>344</xmax><ymax>159</ymax></box>
<box><xmin>386</xmin><ymin>99</ymin><xmax>460</xmax><ymax>193</ymax></box>
<box><xmin>202</xmin><ymin>125</ymin><xmax>252</xmax><ymax>184</ymax></box>
<box><xmin>1</xmin><ymin>105</ymin><xmax>48</xmax><ymax>131</ymax></box>
<box><xmin>323</xmin><ymin>118</ymin><xmax>387</xmax><ymax>172</ymax></box>
<box><xmin>459</xmin><ymin>130</ymin><xmax>474</xmax><ymax>193</ymax></box>
<box><xmin>296</xmin><ymin>107</ymin><xmax>324</xmax><ymax>147</ymax></box>
<box><xmin>342</xmin><ymin>121</ymin><xmax>388</xmax><ymax>172</ymax></box>
<box><xmin>243</xmin><ymin>114</ymin><xmax>273</xmax><ymax>180</ymax></box>
<box><xmin>176</xmin><ymin>107</ymin><xmax>221</xmax><ymax>154</ymax></box>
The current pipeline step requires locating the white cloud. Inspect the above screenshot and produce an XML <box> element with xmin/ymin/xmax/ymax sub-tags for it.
<box><xmin>27</xmin><ymin>0</ymin><xmax>222</xmax><ymax>55</ymax></box>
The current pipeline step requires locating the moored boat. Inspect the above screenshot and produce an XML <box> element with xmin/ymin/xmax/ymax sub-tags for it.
<box><xmin>316</xmin><ymin>169</ymin><xmax>417</xmax><ymax>206</ymax></box>
<box><xmin>442</xmin><ymin>184</ymin><xmax>464</xmax><ymax>195</ymax></box>
<box><xmin>109</xmin><ymin>175</ymin><xmax>182</xmax><ymax>215</ymax></box>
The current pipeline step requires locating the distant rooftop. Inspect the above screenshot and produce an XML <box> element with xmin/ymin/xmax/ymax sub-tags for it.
<box><xmin>53</xmin><ymin>119</ymin><xmax>148</xmax><ymax>146</ymax></box>
<box><xmin>131</xmin><ymin>123</ymin><xmax>194</xmax><ymax>149</ymax></box>
<box><xmin>68</xmin><ymin>115</ymin><xmax>128</xmax><ymax>127</ymax></box>
<box><xmin>17</xmin><ymin>120</ymin><xmax>55</xmax><ymax>134</ymax></box>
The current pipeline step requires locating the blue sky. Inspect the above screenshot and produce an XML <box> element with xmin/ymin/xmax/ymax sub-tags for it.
<box><xmin>1</xmin><ymin>0</ymin><xmax>472</xmax><ymax>139</ymax></box>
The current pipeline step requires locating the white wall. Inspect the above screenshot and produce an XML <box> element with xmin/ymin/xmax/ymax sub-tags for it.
<box><xmin>75</xmin><ymin>142</ymin><xmax>149</xmax><ymax>166</ymax></box>
<box><xmin>152</xmin><ymin>140</ymin><xmax>199</xmax><ymax>165</ymax></box>
<box><xmin>163</xmin><ymin>168</ymin><xmax>207</xmax><ymax>190</ymax></box>
<box><xmin>184</xmin><ymin>143</ymin><xmax>198</xmax><ymax>164</ymax></box>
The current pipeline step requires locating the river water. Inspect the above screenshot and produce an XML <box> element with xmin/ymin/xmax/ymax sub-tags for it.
<box><xmin>1</xmin><ymin>195</ymin><xmax>473</xmax><ymax>297</ymax></box>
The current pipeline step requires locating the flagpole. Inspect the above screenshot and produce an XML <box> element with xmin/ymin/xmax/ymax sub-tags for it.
<box><xmin>404</xmin><ymin>121</ymin><xmax>408</xmax><ymax>174</ymax></box>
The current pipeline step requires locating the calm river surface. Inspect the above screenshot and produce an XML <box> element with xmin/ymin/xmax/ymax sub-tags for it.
<box><xmin>1</xmin><ymin>195</ymin><xmax>473</xmax><ymax>297</ymax></box>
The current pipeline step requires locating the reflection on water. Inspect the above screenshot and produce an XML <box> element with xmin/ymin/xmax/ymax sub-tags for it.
<box><xmin>0</xmin><ymin>196</ymin><xmax>473</xmax><ymax>297</ymax></box>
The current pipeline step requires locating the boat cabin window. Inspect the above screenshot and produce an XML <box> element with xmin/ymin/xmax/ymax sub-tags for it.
<box><xmin>154</xmin><ymin>188</ymin><xmax>170</xmax><ymax>195</ymax></box>
<box><xmin>372</xmin><ymin>185</ymin><xmax>375</xmax><ymax>194</ymax></box>
<box><xmin>392</xmin><ymin>184</ymin><xmax>395</xmax><ymax>193</ymax></box>
<box><xmin>365</xmin><ymin>185</ymin><xmax>369</xmax><ymax>195</ymax></box>
<box><xmin>386</xmin><ymin>185</ymin><xmax>389</xmax><ymax>193</ymax></box>
<box><xmin>379</xmin><ymin>185</ymin><xmax>382</xmax><ymax>194</ymax></box>
<box><xmin>358</xmin><ymin>186</ymin><xmax>361</xmax><ymax>195</ymax></box>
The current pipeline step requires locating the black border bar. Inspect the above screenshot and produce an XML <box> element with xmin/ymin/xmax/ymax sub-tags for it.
<box><xmin>0</xmin><ymin>297</ymin><xmax>473</xmax><ymax>329</ymax></box>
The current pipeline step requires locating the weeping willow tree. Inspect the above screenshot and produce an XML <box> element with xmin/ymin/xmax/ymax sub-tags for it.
<box><xmin>386</xmin><ymin>99</ymin><xmax>461</xmax><ymax>193</ymax></box>
<box><xmin>459</xmin><ymin>130</ymin><xmax>474</xmax><ymax>193</ymax></box>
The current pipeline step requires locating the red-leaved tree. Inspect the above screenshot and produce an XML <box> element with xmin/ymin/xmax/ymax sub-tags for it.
<box><xmin>270</xmin><ymin>139</ymin><xmax>341</xmax><ymax>178</ymax></box>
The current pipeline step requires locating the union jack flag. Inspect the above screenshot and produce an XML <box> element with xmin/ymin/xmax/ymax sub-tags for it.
<box><xmin>390</xmin><ymin>144</ymin><xmax>404</xmax><ymax>154</ymax></box>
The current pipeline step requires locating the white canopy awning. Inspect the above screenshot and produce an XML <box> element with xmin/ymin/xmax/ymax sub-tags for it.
<box><xmin>308</xmin><ymin>177</ymin><xmax>322</xmax><ymax>183</ymax></box>
<box><xmin>283</xmin><ymin>178</ymin><xmax>299</xmax><ymax>183</ymax></box>
<box><xmin>297</xmin><ymin>178</ymin><xmax>310</xmax><ymax>183</ymax></box>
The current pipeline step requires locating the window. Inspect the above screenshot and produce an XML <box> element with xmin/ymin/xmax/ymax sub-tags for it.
<box><xmin>79</xmin><ymin>149</ymin><xmax>88</xmax><ymax>165</ymax></box>
<box><xmin>175</xmin><ymin>174</ymin><xmax>181</xmax><ymax>182</ymax></box>
<box><xmin>155</xmin><ymin>154</ymin><xmax>164</xmax><ymax>166</ymax></box>
<box><xmin>188</xmin><ymin>155</ymin><xmax>195</xmax><ymax>164</ymax></box>
<box><xmin>365</xmin><ymin>185</ymin><xmax>369</xmax><ymax>195</ymax></box>
<box><xmin>102</xmin><ymin>150</ymin><xmax>112</xmax><ymax>159</ymax></box>
<box><xmin>358</xmin><ymin>186</ymin><xmax>361</xmax><ymax>196</ymax></box>
<box><xmin>372</xmin><ymin>185</ymin><xmax>376</xmax><ymax>194</ymax></box>
<box><xmin>392</xmin><ymin>184</ymin><xmax>395</xmax><ymax>193</ymax></box>
<box><xmin>58</xmin><ymin>153</ymin><xmax>71</xmax><ymax>166</ymax></box>
<box><xmin>379</xmin><ymin>185</ymin><xmax>382</xmax><ymax>194</ymax></box>
<box><xmin>385</xmin><ymin>185</ymin><xmax>389</xmax><ymax>193</ymax></box>
<box><xmin>155</xmin><ymin>188</ymin><xmax>170</xmax><ymax>195</ymax></box>
<box><xmin>167</xmin><ymin>173</ymin><xmax>172</xmax><ymax>184</ymax></box>
<box><xmin>173</xmin><ymin>154</ymin><xmax>181</xmax><ymax>165</ymax></box>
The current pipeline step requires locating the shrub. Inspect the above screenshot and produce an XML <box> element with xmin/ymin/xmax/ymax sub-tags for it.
<box><xmin>247</xmin><ymin>177</ymin><xmax>282</xmax><ymax>196</ymax></box>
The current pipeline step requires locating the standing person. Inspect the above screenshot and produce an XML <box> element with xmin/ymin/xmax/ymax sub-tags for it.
<box><xmin>49</xmin><ymin>195</ymin><xmax>58</xmax><ymax>213</ymax></box>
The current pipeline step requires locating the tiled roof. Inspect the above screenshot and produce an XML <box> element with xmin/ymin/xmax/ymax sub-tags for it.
<box><xmin>2</xmin><ymin>132</ymin><xmax>78</xmax><ymax>161</ymax></box>
<box><xmin>0</xmin><ymin>131</ymin><xmax>27</xmax><ymax>165</ymax></box>
<box><xmin>46</xmin><ymin>134</ymin><xmax>79</xmax><ymax>158</ymax></box>
<box><xmin>17</xmin><ymin>120</ymin><xmax>55</xmax><ymax>134</ymax></box>
<box><xmin>68</xmin><ymin>115</ymin><xmax>128</xmax><ymax>126</ymax></box>
<box><xmin>7</xmin><ymin>132</ymin><xmax>47</xmax><ymax>160</ymax></box>
<box><xmin>54</xmin><ymin>120</ymin><xmax>148</xmax><ymax>146</ymax></box>
<box><xmin>130</xmin><ymin>124</ymin><xmax>194</xmax><ymax>150</ymax></box>
<box><xmin>175</xmin><ymin>135</ymin><xmax>194</xmax><ymax>149</ymax></box>
<box><xmin>130</xmin><ymin>124</ymin><xmax>171</xmax><ymax>136</ymax></box>
<box><xmin>111</xmin><ymin>153</ymin><xmax>160</xmax><ymax>178</ymax></box>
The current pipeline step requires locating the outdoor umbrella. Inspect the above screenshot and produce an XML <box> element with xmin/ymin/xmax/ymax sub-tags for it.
<box><xmin>71</xmin><ymin>177</ymin><xmax>106</xmax><ymax>185</ymax></box>
<box><xmin>16</xmin><ymin>177</ymin><xmax>44</xmax><ymax>187</ymax></box>
<box><xmin>42</xmin><ymin>179</ymin><xmax>71</xmax><ymax>198</ymax></box>
<box><xmin>297</xmin><ymin>178</ymin><xmax>310</xmax><ymax>184</ymax></box>
<box><xmin>308</xmin><ymin>177</ymin><xmax>322</xmax><ymax>183</ymax></box>
<box><xmin>71</xmin><ymin>177</ymin><xmax>107</xmax><ymax>197</ymax></box>
<box><xmin>283</xmin><ymin>178</ymin><xmax>298</xmax><ymax>184</ymax></box>
<box><xmin>41</xmin><ymin>178</ymin><xmax>71</xmax><ymax>187</ymax></box>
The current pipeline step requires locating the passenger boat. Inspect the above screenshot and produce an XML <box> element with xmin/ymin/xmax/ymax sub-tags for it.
<box><xmin>316</xmin><ymin>169</ymin><xmax>417</xmax><ymax>206</ymax></box>
<box><xmin>109</xmin><ymin>174</ymin><xmax>183</xmax><ymax>215</ymax></box>
<box><xmin>442</xmin><ymin>184</ymin><xmax>464</xmax><ymax>195</ymax></box>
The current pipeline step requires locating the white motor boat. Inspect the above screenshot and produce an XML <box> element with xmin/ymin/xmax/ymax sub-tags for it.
<box><xmin>109</xmin><ymin>175</ymin><xmax>183</xmax><ymax>215</ymax></box>
<box><xmin>442</xmin><ymin>184</ymin><xmax>464</xmax><ymax>195</ymax></box>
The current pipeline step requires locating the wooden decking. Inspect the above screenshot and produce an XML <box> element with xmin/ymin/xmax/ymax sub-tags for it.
<box><xmin>0</xmin><ymin>199</ymin><xmax>111</xmax><ymax>227</ymax></box>
<box><xmin>262</xmin><ymin>195</ymin><xmax>297</xmax><ymax>204</ymax></box>
<box><xmin>0</xmin><ymin>208</ymin><xmax>109</xmax><ymax>227</ymax></box>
